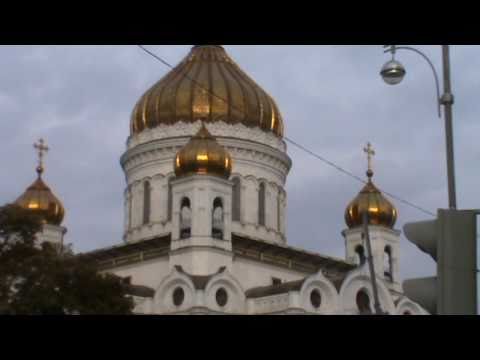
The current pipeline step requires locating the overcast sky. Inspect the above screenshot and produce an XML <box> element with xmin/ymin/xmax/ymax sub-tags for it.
<box><xmin>1</xmin><ymin>45</ymin><xmax>478</xmax><ymax>281</ymax></box>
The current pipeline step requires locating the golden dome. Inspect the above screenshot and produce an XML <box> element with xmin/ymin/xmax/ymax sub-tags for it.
<box><xmin>345</xmin><ymin>173</ymin><xmax>397</xmax><ymax>229</ymax></box>
<box><xmin>15</xmin><ymin>139</ymin><xmax>65</xmax><ymax>226</ymax></box>
<box><xmin>345</xmin><ymin>143</ymin><xmax>397</xmax><ymax>229</ymax></box>
<box><xmin>174</xmin><ymin>124</ymin><xmax>232</xmax><ymax>179</ymax></box>
<box><xmin>15</xmin><ymin>167</ymin><xmax>65</xmax><ymax>226</ymax></box>
<box><xmin>132</xmin><ymin>45</ymin><xmax>284</xmax><ymax>137</ymax></box>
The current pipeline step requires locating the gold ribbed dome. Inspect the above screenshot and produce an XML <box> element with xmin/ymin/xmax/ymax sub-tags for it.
<box><xmin>15</xmin><ymin>167</ymin><xmax>65</xmax><ymax>226</ymax></box>
<box><xmin>345</xmin><ymin>178</ymin><xmax>397</xmax><ymax>229</ymax></box>
<box><xmin>345</xmin><ymin>143</ymin><xmax>397</xmax><ymax>229</ymax></box>
<box><xmin>175</xmin><ymin>124</ymin><xmax>232</xmax><ymax>179</ymax></box>
<box><xmin>15</xmin><ymin>139</ymin><xmax>65</xmax><ymax>226</ymax></box>
<box><xmin>132</xmin><ymin>45</ymin><xmax>284</xmax><ymax>137</ymax></box>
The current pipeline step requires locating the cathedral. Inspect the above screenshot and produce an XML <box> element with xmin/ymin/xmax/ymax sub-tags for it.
<box><xmin>12</xmin><ymin>45</ymin><xmax>428</xmax><ymax>315</ymax></box>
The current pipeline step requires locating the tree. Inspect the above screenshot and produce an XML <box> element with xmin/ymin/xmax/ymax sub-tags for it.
<box><xmin>0</xmin><ymin>204</ymin><xmax>134</xmax><ymax>315</ymax></box>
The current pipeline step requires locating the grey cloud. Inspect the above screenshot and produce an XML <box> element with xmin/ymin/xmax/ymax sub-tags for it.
<box><xmin>1</xmin><ymin>45</ymin><xmax>478</xmax><ymax>282</ymax></box>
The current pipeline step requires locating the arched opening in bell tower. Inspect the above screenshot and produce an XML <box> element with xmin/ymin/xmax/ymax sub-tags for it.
<box><xmin>384</xmin><ymin>246</ymin><xmax>393</xmax><ymax>281</ymax></box>
<box><xmin>180</xmin><ymin>197</ymin><xmax>192</xmax><ymax>239</ymax></box>
<box><xmin>212</xmin><ymin>197</ymin><xmax>224</xmax><ymax>240</ymax></box>
<box><xmin>355</xmin><ymin>245</ymin><xmax>366</xmax><ymax>266</ymax></box>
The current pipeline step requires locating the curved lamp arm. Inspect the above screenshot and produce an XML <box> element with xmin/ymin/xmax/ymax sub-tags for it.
<box><xmin>385</xmin><ymin>46</ymin><xmax>442</xmax><ymax>118</ymax></box>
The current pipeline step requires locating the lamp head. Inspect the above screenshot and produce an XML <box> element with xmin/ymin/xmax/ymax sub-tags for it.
<box><xmin>380</xmin><ymin>59</ymin><xmax>406</xmax><ymax>85</ymax></box>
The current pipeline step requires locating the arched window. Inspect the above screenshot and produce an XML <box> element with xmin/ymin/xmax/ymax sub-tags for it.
<box><xmin>232</xmin><ymin>177</ymin><xmax>241</xmax><ymax>222</ymax></box>
<box><xmin>258</xmin><ymin>182</ymin><xmax>266</xmax><ymax>226</ymax></box>
<box><xmin>277</xmin><ymin>190</ymin><xmax>282</xmax><ymax>231</ymax></box>
<box><xmin>143</xmin><ymin>181</ymin><xmax>151</xmax><ymax>225</ymax></box>
<box><xmin>212</xmin><ymin>198</ymin><xmax>224</xmax><ymax>240</ymax></box>
<box><xmin>180</xmin><ymin>197</ymin><xmax>191</xmax><ymax>239</ymax></box>
<box><xmin>355</xmin><ymin>245</ymin><xmax>366</xmax><ymax>266</ymax></box>
<box><xmin>167</xmin><ymin>177</ymin><xmax>173</xmax><ymax>222</ymax></box>
<box><xmin>384</xmin><ymin>246</ymin><xmax>393</xmax><ymax>281</ymax></box>
<box><xmin>356</xmin><ymin>290</ymin><xmax>372</xmax><ymax>315</ymax></box>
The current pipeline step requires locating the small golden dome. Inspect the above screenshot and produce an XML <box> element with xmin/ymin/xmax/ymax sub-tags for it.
<box><xmin>344</xmin><ymin>178</ymin><xmax>397</xmax><ymax>229</ymax></box>
<box><xmin>15</xmin><ymin>167</ymin><xmax>65</xmax><ymax>226</ymax></box>
<box><xmin>132</xmin><ymin>45</ymin><xmax>284</xmax><ymax>137</ymax></box>
<box><xmin>345</xmin><ymin>143</ymin><xmax>397</xmax><ymax>229</ymax></box>
<box><xmin>174</xmin><ymin>124</ymin><xmax>232</xmax><ymax>179</ymax></box>
<box><xmin>15</xmin><ymin>138</ymin><xmax>65</xmax><ymax>226</ymax></box>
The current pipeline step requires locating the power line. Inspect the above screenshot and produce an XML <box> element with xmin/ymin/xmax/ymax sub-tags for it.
<box><xmin>136</xmin><ymin>45</ymin><xmax>436</xmax><ymax>218</ymax></box>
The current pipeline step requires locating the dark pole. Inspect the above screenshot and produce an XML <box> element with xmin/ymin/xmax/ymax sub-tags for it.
<box><xmin>441</xmin><ymin>45</ymin><xmax>457</xmax><ymax>210</ymax></box>
<box><xmin>362</xmin><ymin>212</ymin><xmax>384</xmax><ymax>315</ymax></box>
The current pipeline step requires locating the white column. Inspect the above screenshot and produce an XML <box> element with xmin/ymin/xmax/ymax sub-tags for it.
<box><xmin>124</xmin><ymin>187</ymin><xmax>131</xmax><ymax>233</ymax></box>
<box><xmin>280</xmin><ymin>190</ymin><xmax>286</xmax><ymax>236</ymax></box>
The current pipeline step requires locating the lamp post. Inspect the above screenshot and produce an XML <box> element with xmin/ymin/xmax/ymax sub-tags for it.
<box><xmin>380</xmin><ymin>45</ymin><xmax>457</xmax><ymax>210</ymax></box>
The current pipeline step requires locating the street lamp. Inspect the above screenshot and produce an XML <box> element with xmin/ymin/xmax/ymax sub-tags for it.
<box><xmin>380</xmin><ymin>45</ymin><xmax>457</xmax><ymax>210</ymax></box>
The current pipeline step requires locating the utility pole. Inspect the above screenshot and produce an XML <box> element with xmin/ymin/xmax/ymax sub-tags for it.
<box><xmin>362</xmin><ymin>212</ymin><xmax>384</xmax><ymax>315</ymax></box>
<box><xmin>441</xmin><ymin>45</ymin><xmax>457</xmax><ymax>210</ymax></box>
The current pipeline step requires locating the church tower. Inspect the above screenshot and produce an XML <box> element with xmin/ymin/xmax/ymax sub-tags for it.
<box><xmin>342</xmin><ymin>143</ymin><xmax>401</xmax><ymax>292</ymax></box>
<box><xmin>15</xmin><ymin>139</ymin><xmax>67</xmax><ymax>248</ymax></box>
<box><xmin>122</xmin><ymin>45</ymin><xmax>291</xmax><ymax>246</ymax></box>
<box><xmin>168</xmin><ymin>124</ymin><xmax>234</xmax><ymax>274</ymax></box>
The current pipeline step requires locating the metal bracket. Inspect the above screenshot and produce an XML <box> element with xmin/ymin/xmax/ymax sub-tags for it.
<box><xmin>384</xmin><ymin>45</ymin><xmax>442</xmax><ymax>118</ymax></box>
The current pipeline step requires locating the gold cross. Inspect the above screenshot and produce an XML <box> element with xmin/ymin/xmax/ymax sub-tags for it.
<box><xmin>34</xmin><ymin>138</ymin><xmax>49</xmax><ymax>173</ymax></box>
<box><xmin>363</xmin><ymin>142</ymin><xmax>375</xmax><ymax>174</ymax></box>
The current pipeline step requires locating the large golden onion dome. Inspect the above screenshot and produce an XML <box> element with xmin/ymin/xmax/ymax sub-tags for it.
<box><xmin>15</xmin><ymin>139</ymin><xmax>65</xmax><ymax>226</ymax></box>
<box><xmin>345</xmin><ymin>144</ymin><xmax>397</xmax><ymax>229</ymax></box>
<box><xmin>132</xmin><ymin>45</ymin><xmax>284</xmax><ymax>137</ymax></box>
<box><xmin>175</xmin><ymin>124</ymin><xmax>232</xmax><ymax>179</ymax></box>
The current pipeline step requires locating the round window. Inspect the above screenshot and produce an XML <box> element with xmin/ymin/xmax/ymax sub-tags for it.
<box><xmin>216</xmin><ymin>288</ymin><xmax>228</xmax><ymax>307</ymax></box>
<box><xmin>403</xmin><ymin>311</ymin><xmax>412</xmax><ymax>315</ymax></box>
<box><xmin>173</xmin><ymin>287</ymin><xmax>185</xmax><ymax>307</ymax></box>
<box><xmin>310</xmin><ymin>289</ymin><xmax>322</xmax><ymax>309</ymax></box>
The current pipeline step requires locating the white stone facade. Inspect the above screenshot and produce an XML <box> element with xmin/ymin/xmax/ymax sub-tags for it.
<box><xmin>121</xmin><ymin>121</ymin><xmax>291</xmax><ymax>245</ymax></box>
<box><xmin>36</xmin><ymin>224</ymin><xmax>67</xmax><ymax>249</ymax></box>
<box><xmin>85</xmin><ymin>116</ymin><xmax>431</xmax><ymax>316</ymax></box>
<box><xmin>343</xmin><ymin>225</ymin><xmax>402</xmax><ymax>292</ymax></box>
<box><xmin>98</xmin><ymin>248</ymin><xmax>428</xmax><ymax>315</ymax></box>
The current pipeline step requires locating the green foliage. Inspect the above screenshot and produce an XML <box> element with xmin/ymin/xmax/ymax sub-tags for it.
<box><xmin>0</xmin><ymin>204</ymin><xmax>134</xmax><ymax>315</ymax></box>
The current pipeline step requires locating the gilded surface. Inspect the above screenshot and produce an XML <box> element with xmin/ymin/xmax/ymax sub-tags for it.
<box><xmin>174</xmin><ymin>124</ymin><xmax>232</xmax><ymax>179</ymax></box>
<box><xmin>15</xmin><ymin>139</ymin><xmax>65</xmax><ymax>226</ymax></box>
<box><xmin>345</xmin><ymin>143</ymin><xmax>397</xmax><ymax>229</ymax></box>
<box><xmin>15</xmin><ymin>176</ymin><xmax>65</xmax><ymax>226</ymax></box>
<box><xmin>132</xmin><ymin>45</ymin><xmax>284</xmax><ymax>137</ymax></box>
<box><xmin>344</xmin><ymin>180</ymin><xmax>397</xmax><ymax>229</ymax></box>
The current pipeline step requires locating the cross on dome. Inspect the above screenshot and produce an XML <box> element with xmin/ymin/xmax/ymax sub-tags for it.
<box><xmin>34</xmin><ymin>138</ymin><xmax>49</xmax><ymax>176</ymax></box>
<box><xmin>363</xmin><ymin>142</ymin><xmax>375</xmax><ymax>179</ymax></box>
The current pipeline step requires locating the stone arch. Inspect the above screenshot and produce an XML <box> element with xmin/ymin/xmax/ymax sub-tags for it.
<box><xmin>339</xmin><ymin>267</ymin><xmax>396</xmax><ymax>315</ymax></box>
<box><xmin>395</xmin><ymin>297</ymin><xmax>429</xmax><ymax>315</ymax></box>
<box><xmin>204</xmin><ymin>270</ymin><xmax>246</xmax><ymax>314</ymax></box>
<box><xmin>300</xmin><ymin>272</ymin><xmax>339</xmax><ymax>314</ymax></box>
<box><xmin>155</xmin><ymin>269</ymin><xmax>197</xmax><ymax>314</ymax></box>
